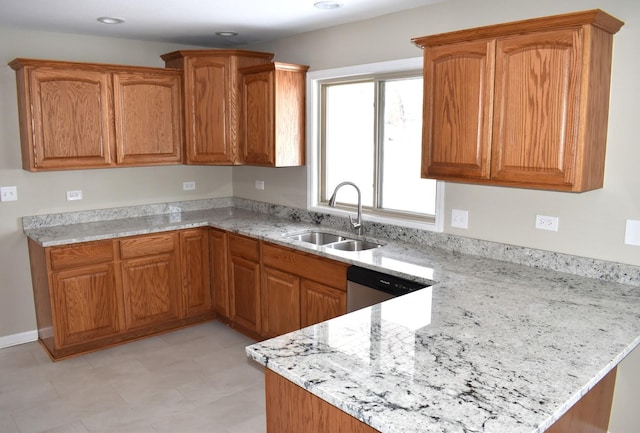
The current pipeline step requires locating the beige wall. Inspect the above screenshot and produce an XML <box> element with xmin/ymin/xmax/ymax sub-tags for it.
<box><xmin>0</xmin><ymin>28</ymin><xmax>232</xmax><ymax>338</ymax></box>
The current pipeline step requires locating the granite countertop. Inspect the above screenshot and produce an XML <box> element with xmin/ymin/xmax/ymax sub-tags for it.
<box><xmin>23</xmin><ymin>205</ymin><xmax>640</xmax><ymax>433</ymax></box>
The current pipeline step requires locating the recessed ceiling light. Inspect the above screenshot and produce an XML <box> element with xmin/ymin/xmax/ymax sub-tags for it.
<box><xmin>97</xmin><ymin>16</ymin><xmax>126</xmax><ymax>25</ymax></box>
<box><xmin>216</xmin><ymin>31</ymin><xmax>239</xmax><ymax>37</ymax></box>
<box><xmin>314</xmin><ymin>1</ymin><xmax>343</xmax><ymax>10</ymax></box>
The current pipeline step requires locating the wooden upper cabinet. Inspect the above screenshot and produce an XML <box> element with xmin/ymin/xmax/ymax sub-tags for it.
<box><xmin>9</xmin><ymin>59</ymin><xmax>184</xmax><ymax>171</ymax></box>
<box><xmin>113</xmin><ymin>70</ymin><xmax>183</xmax><ymax>166</ymax></box>
<box><xmin>161</xmin><ymin>50</ymin><xmax>274</xmax><ymax>165</ymax></box>
<box><xmin>11</xmin><ymin>65</ymin><xmax>114</xmax><ymax>170</ymax></box>
<box><xmin>413</xmin><ymin>9</ymin><xmax>624</xmax><ymax>192</ymax></box>
<box><xmin>239</xmin><ymin>62</ymin><xmax>309</xmax><ymax>167</ymax></box>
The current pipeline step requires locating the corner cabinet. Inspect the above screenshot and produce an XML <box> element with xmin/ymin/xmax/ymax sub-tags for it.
<box><xmin>412</xmin><ymin>9</ymin><xmax>624</xmax><ymax>192</ymax></box>
<box><xmin>239</xmin><ymin>62</ymin><xmax>309</xmax><ymax>167</ymax></box>
<box><xmin>161</xmin><ymin>50</ymin><xmax>274</xmax><ymax>165</ymax></box>
<box><xmin>9</xmin><ymin>59</ymin><xmax>183</xmax><ymax>171</ymax></box>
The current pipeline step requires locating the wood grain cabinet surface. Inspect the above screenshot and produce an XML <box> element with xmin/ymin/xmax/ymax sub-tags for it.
<box><xmin>228</xmin><ymin>233</ymin><xmax>262</xmax><ymax>337</ymax></box>
<box><xmin>209</xmin><ymin>228</ymin><xmax>230</xmax><ymax>319</ymax></box>
<box><xmin>9</xmin><ymin>58</ymin><xmax>183</xmax><ymax>171</ymax></box>
<box><xmin>261</xmin><ymin>242</ymin><xmax>348</xmax><ymax>335</ymax></box>
<box><xmin>27</xmin><ymin>229</ymin><xmax>215</xmax><ymax>361</ymax></box>
<box><xmin>161</xmin><ymin>50</ymin><xmax>274</xmax><ymax>165</ymax></box>
<box><xmin>413</xmin><ymin>9</ymin><xmax>624</xmax><ymax>192</ymax></box>
<box><xmin>239</xmin><ymin>62</ymin><xmax>309</xmax><ymax>167</ymax></box>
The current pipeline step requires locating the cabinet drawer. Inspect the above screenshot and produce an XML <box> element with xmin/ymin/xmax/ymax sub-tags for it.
<box><xmin>120</xmin><ymin>233</ymin><xmax>176</xmax><ymax>259</ymax></box>
<box><xmin>229</xmin><ymin>234</ymin><xmax>260</xmax><ymax>262</ymax></box>
<box><xmin>49</xmin><ymin>240</ymin><xmax>114</xmax><ymax>271</ymax></box>
<box><xmin>262</xmin><ymin>243</ymin><xmax>348</xmax><ymax>290</ymax></box>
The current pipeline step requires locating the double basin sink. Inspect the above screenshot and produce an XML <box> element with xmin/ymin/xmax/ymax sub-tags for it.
<box><xmin>285</xmin><ymin>230</ymin><xmax>383</xmax><ymax>252</ymax></box>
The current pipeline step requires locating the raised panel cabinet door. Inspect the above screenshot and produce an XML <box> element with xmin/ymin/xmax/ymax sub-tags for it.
<box><xmin>51</xmin><ymin>263</ymin><xmax>121</xmax><ymax>348</ymax></box>
<box><xmin>229</xmin><ymin>255</ymin><xmax>261</xmax><ymax>334</ymax></box>
<box><xmin>209</xmin><ymin>229</ymin><xmax>230</xmax><ymax>318</ymax></box>
<box><xmin>183</xmin><ymin>56</ymin><xmax>235</xmax><ymax>164</ymax></box>
<box><xmin>261</xmin><ymin>267</ymin><xmax>301</xmax><ymax>338</ymax></box>
<box><xmin>301</xmin><ymin>279</ymin><xmax>346</xmax><ymax>328</ymax></box>
<box><xmin>121</xmin><ymin>253</ymin><xmax>181</xmax><ymax>330</ymax></box>
<box><xmin>113</xmin><ymin>70</ymin><xmax>183</xmax><ymax>166</ymax></box>
<box><xmin>180</xmin><ymin>229</ymin><xmax>211</xmax><ymax>317</ymax></box>
<box><xmin>25</xmin><ymin>67</ymin><xmax>114</xmax><ymax>170</ymax></box>
<box><xmin>422</xmin><ymin>39</ymin><xmax>495</xmax><ymax>180</ymax></box>
<box><xmin>491</xmin><ymin>29</ymin><xmax>582</xmax><ymax>186</ymax></box>
<box><xmin>241</xmin><ymin>69</ymin><xmax>274</xmax><ymax>165</ymax></box>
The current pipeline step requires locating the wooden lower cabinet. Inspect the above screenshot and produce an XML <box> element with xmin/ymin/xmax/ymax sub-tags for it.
<box><xmin>228</xmin><ymin>234</ymin><xmax>262</xmax><ymax>336</ymax></box>
<box><xmin>180</xmin><ymin>228</ymin><xmax>211</xmax><ymax>317</ymax></box>
<box><xmin>301</xmin><ymin>279</ymin><xmax>346</xmax><ymax>328</ymax></box>
<box><xmin>51</xmin><ymin>261</ymin><xmax>122</xmax><ymax>348</ymax></box>
<box><xmin>262</xmin><ymin>267</ymin><xmax>301</xmax><ymax>338</ymax></box>
<box><xmin>209</xmin><ymin>228</ymin><xmax>230</xmax><ymax>318</ymax></box>
<box><xmin>28</xmin><ymin>229</ymin><xmax>215</xmax><ymax>361</ymax></box>
<box><xmin>261</xmin><ymin>242</ymin><xmax>349</xmax><ymax>337</ymax></box>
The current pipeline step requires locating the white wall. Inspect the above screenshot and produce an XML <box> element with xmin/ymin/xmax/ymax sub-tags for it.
<box><xmin>0</xmin><ymin>27</ymin><xmax>232</xmax><ymax>338</ymax></box>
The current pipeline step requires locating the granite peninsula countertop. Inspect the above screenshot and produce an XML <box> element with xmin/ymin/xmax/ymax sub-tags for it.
<box><xmin>23</xmin><ymin>205</ymin><xmax>640</xmax><ymax>433</ymax></box>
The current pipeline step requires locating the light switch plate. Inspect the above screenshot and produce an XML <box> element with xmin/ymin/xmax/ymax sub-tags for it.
<box><xmin>625</xmin><ymin>219</ymin><xmax>640</xmax><ymax>246</ymax></box>
<box><xmin>0</xmin><ymin>186</ymin><xmax>17</xmax><ymax>202</ymax></box>
<box><xmin>451</xmin><ymin>209</ymin><xmax>468</xmax><ymax>229</ymax></box>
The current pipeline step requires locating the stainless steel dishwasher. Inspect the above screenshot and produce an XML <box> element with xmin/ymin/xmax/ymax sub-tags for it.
<box><xmin>347</xmin><ymin>265</ymin><xmax>430</xmax><ymax>312</ymax></box>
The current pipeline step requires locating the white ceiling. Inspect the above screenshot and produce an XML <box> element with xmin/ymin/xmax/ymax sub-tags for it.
<box><xmin>0</xmin><ymin>0</ymin><xmax>445</xmax><ymax>48</ymax></box>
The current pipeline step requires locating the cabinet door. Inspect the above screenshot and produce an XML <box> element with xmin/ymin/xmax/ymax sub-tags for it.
<box><xmin>301</xmin><ymin>279</ymin><xmax>346</xmax><ymax>328</ymax></box>
<box><xmin>491</xmin><ymin>29</ymin><xmax>581</xmax><ymax>186</ymax></box>
<box><xmin>52</xmin><ymin>263</ymin><xmax>121</xmax><ymax>347</ymax></box>
<box><xmin>113</xmin><ymin>70</ymin><xmax>183</xmax><ymax>166</ymax></box>
<box><xmin>422</xmin><ymin>39</ymin><xmax>495</xmax><ymax>180</ymax></box>
<box><xmin>228</xmin><ymin>255</ymin><xmax>261</xmax><ymax>334</ymax></box>
<box><xmin>182</xmin><ymin>56</ymin><xmax>237</xmax><ymax>164</ymax></box>
<box><xmin>26</xmin><ymin>68</ymin><xmax>114</xmax><ymax>170</ymax></box>
<box><xmin>241</xmin><ymin>69</ymin><xmax>274</xmax><ymax>165</ymax></box>
<box><xmin>180</xmin><ymin>229</ymin><xmax>211</xmax><ymax>317</ymax></box>
<box><xmin>209</xmin><ymin>229</ymin><xmax>230</xmax><ymax>318</ymax></box>
<box><xmin>262</xmin><ymin>267</ymin><xmax>300</xmax><ymax>338</ymax></box>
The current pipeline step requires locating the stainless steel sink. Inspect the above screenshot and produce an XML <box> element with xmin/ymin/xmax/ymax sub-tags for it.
<box><xmin>285</xmin><ymin>230</ymin><xmax>383</xmax><ymax>251</ymax></box>
<box><xmin>285</xmin><ymin>231</ymin><xmax>348</xmax><ymax>245</ymax></box>
<box><xmin>324</xmin><ymin>239</ymin><xmax>383</xmax><ymax>252</ymax></box>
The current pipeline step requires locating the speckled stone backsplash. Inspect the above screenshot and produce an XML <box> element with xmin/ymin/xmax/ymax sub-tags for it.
<box><xmin>23</xmin><ymin>197</ymin><xmax>640</xmax><ymax>287</ymax></box>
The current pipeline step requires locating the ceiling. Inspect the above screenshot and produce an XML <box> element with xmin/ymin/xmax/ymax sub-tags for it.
<box><xmin>0</xmin><ymin>0</ymin><xmax>445</xmax><ymax>48</ymax></box>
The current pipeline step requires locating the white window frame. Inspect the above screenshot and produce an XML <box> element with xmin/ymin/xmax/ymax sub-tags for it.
<box><xmin>306</xmin><ymin>57</ymin><xmax>444</xmax><ymax>232</ymax></box>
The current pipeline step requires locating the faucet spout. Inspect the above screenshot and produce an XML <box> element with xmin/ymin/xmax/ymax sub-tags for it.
<box><xmin>328</xmin><ymin>181</ymin><xmax>363</xmax><ymax>235</ymax></box>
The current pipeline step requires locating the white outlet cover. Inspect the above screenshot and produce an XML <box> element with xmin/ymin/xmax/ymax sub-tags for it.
<box><xmin>451</xmin><ymin>209</ymin><xmax>468</xmax><ymax>229</ymax></box>
<box><xmin>255</xmin><ymin>180</ymin><xmax>265</xmax><ymax>190</ymax></box>
<box><xmin>183</xmin><ymin>181</ymin><xmax>196</xmax><ymax>191</ymax></box>
<box><xmin>535</xmin><ymin>215</ymin><xmax>559</xmax><ymax>232</ymax></box>
<box><xmin>66</xmin><ymin>190</ymin><xmax>83</xmax><ymax>201</ymax></box>
<box><xmin>625</xmin><ymin>219</ymin><xmax>640</xmax><ymax>246</ymax></box>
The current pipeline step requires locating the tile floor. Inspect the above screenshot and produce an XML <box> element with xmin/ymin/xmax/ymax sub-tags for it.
<box><xmin>0</xmin><ymin>322</ymin><xmax>267</xmax><ymax>433</ymax></box>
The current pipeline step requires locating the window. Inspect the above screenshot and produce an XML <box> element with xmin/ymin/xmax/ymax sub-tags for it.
<box><xmin>307</xmin><ymin>58</ymin><xmax>443</xmax><ymax>230</ymax></box>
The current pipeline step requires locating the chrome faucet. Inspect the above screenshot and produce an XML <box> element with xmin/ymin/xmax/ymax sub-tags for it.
<box><xmin>328</xmin><ymin>181</ymin><xmax>363</xmax><ymax>235</ymax></box>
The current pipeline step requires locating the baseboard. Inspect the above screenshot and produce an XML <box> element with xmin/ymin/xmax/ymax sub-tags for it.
<box><xmin>0</xmin><ymin>330</ymin><xmax>38</xmax><ymax>349</ymax></box>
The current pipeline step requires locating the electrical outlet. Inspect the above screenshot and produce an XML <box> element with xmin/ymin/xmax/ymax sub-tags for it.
<box><xmin>0</xmin><ymin>186</ymin><xmax>17</xmax><ymax>202</ymax></box>
<box><xmin>535</xmin><ymin>215</ymin><xmax>559</xmax><ymax>232</ymax></box>
<box><xmin>66</xmin><ymin>190</ymin><xmax>83</xmax><ymax>201</ymax></box>
<box><xmin>451</xmin><ymin>209</ymin><xmax>468</xmax><ymax>229</ymax></box>
<box><xmin>625</xmin><ymin>219</ymin><xmax>640</xmax><ymax>246</ymax></box>
<box><xmin>183</xmin><ymin>181</ymin><xmax>196</xmax><ymax>191</ymax></box>
<box><xmin>255</xmin><ymin>180</ymin><xmax>265</xmax><ymax>190</ymax></box>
